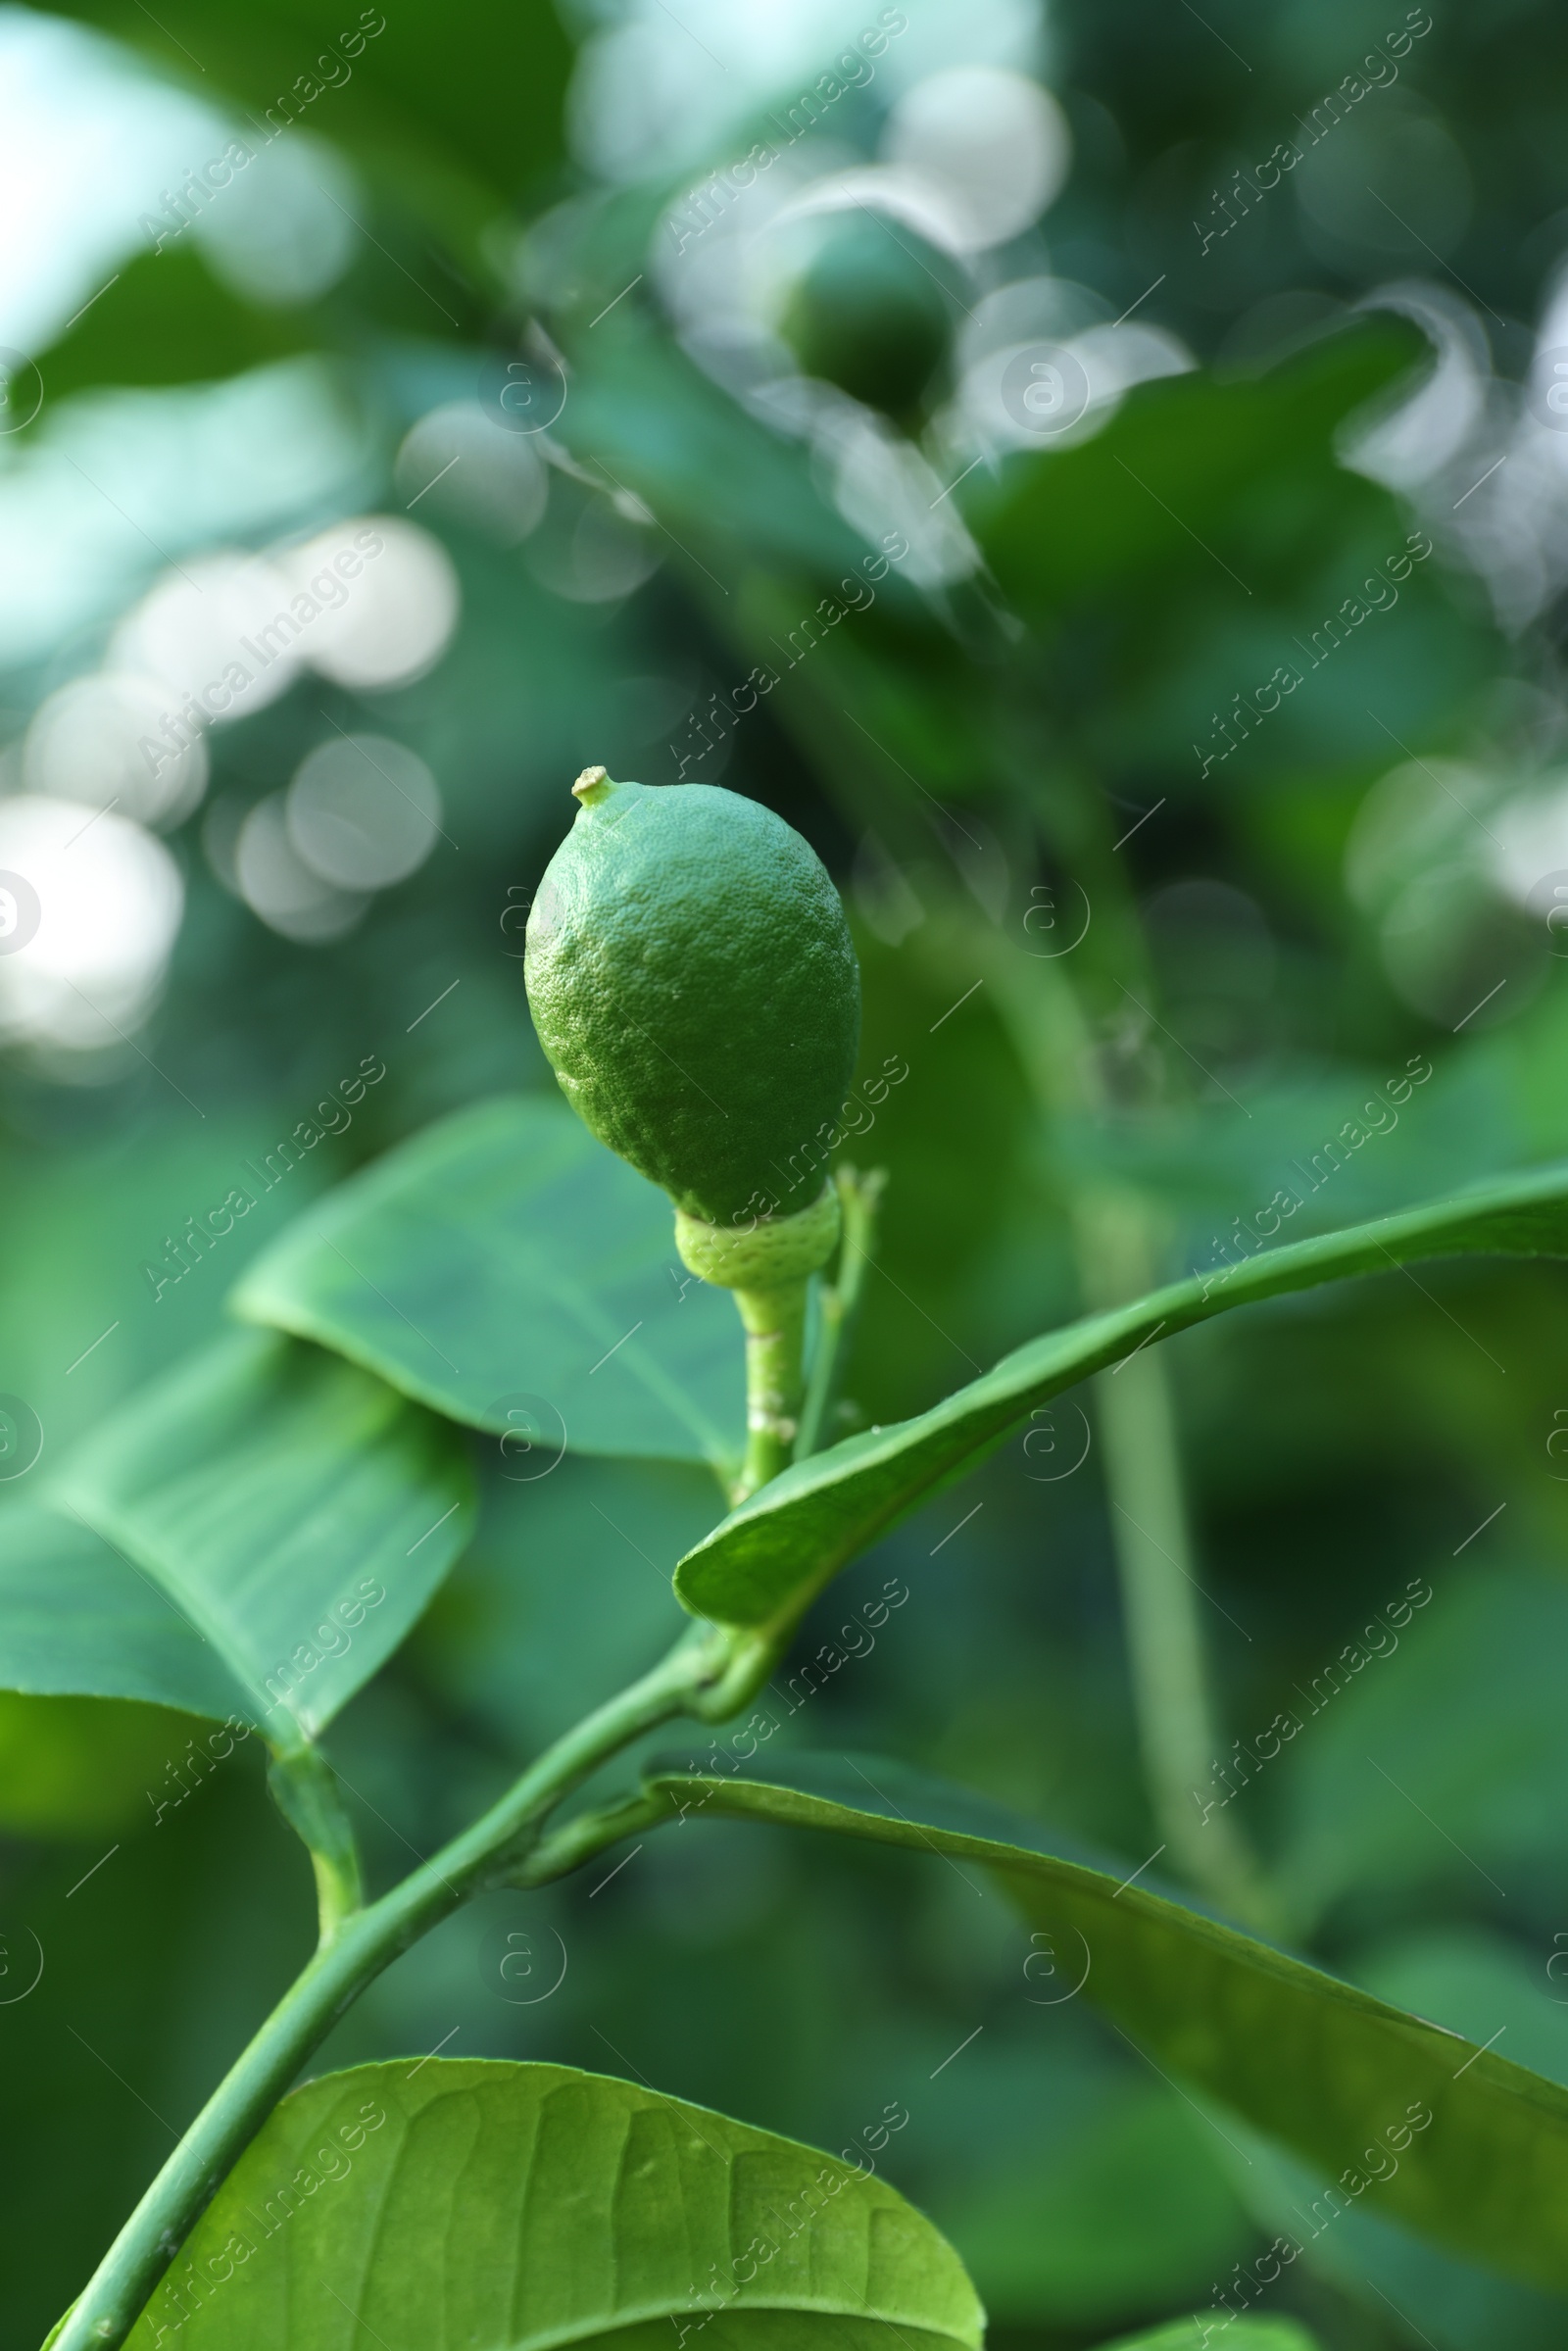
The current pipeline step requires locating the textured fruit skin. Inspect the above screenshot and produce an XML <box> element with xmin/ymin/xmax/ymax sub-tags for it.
<box><xmin>675</xmin><ymin>1184</ymin><xmax>841</xmax><ymax>1291</ymax></box>
<box><xmin>524</xmin><ymin>775</ymin><xmax>861</xmax><ymax>1227</ymax></box>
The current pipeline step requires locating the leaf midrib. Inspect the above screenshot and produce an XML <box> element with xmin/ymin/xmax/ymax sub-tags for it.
<box><xmin>247</xmin><ymin>1127</ymin><xmax>739</xmax><ymax>1467</ymax></box>
<box><xmin>680</xmin><ymin>1164</ymin><xmax>1568</xmax><ymax>1617</ymax></box>
<box><xmin>648</xmin><ymin>1768</ymin><xmax>1568</xmax><ymax>2131</ymax></box>
<box><xmin>64</xmin><ymin>1486</ymin><xmax>277</xmax><ymax>1729</ymax></box>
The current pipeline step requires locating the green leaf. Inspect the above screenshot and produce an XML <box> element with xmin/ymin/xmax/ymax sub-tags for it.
<box><xmin>232</xmin><ymin>1095</ymin><xmax>744</xmax><ymax>1477</ymax></box>
<box><xmin>567</xmin><ymin>329</ymin><xmax>884</xmax><ymax>583</ymax></box>
<box><xmin>0</xmin><ymin>1498</ymin><xmax>249</xmax><ymax>1721</ymax></box>
<box><xmin>1273</xmin><ymin>1564</ymin><xmax>1568</xmax><ymax>1928</ymax></box>
<box><xmin>1099</xmin><ymin>2325</ymin><xmax>1320</xmax><ymax>2350</ymax></box>
<box><xmin>1218</xmin><ymin>2101</ymin><xmax>1568</xmax><ymax>2351</ymax></box>
<box><xmin>938</xmin><ymin>2078</ymin><xmax>1250</xmax><ymax>2327</ymax></box>
<box><xmin>640</xmin><ymin>1753</ymin><xmax>1568</xmax><ymax>2294</ymax></box>
<box><xmin>674</xmin><ymin>1160</ymin><xmax>1568</xmax><ymax>1626</ymax></box>
<box><xmin>39</xmin><ymin>247</ymin><xmax>325</xmax><ymax>401</ymax></box>
<box><xmin>48</xmin><ymin>0</ymin><xmax>572</xmax><ymax>246</ymax></box>
<box><xmin>124</xmin><ymin>2059</ymin><xmax>985</xmax><ymax>2349</ymax></box>
<box><xmin>967</xmin><ymin>321</ymin><xmax>1422</xmax><ymax>615</ymax></box>
<box><xmin>0</xmin><ymin>1103</ymin><xmax>337</xmax><ymax>1466</ymax></box>
<box><xmin>1355</xmin><ymin>1926</ymin><xmax>1568</xmax><ymax>2091</ymax></box>
<box><xmin>55</xmin><ymin>1330</ymin><xmax>473</xmax><ymax>1744</ymax></box>
<box><xmin>956</xmin><ymin>319</ymin><xmax>1483</xmax><ymax>787</ymax></box>
<box><xmin>421</xmin><ymin>1454</ymin><xmax>718</xmax><ymax>1756</ymax></box>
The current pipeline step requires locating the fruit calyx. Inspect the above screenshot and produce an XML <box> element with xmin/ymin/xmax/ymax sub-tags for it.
<box><xmin>673</xmin><ymin>1186</ymin><xmax>842</xmax><ymax>1501</ymax></box>
<box><xmin>674</xmin><ymin>1183</ymin><xmax>841</xmax><ymax>1293</ymax></box>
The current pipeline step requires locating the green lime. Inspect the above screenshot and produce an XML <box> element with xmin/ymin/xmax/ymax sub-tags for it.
<box><xmin>779</xmin><ymin>213</ymin><xmax>955</xmax><ymax>421</ymax></box>
<box><xmin>524</xmin><ymin>768</ymin><xmax>861</xmax><ymax>1229</ymax></box>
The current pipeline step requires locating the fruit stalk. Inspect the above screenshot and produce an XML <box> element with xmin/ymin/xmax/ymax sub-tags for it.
<box><xmin>674</xmin><ymin>1186</ymin><xmax>842</xmax><ymax>1502</ymax></box>
<box><xmin>733</xmin><ymin>1278</ymin><xmax>810</xmax><ymax>1499</ymax></box>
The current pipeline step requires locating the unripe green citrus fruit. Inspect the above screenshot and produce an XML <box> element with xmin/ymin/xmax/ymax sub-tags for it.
<box><xmin>524</xmin><ymin>768</ymin><xmax>861</xmax><ymax>1231</ymax></box>
<box><xmin>780</xmin><ymin>215</ymin><xmax>955</xmax><ymax>422</ymax></box>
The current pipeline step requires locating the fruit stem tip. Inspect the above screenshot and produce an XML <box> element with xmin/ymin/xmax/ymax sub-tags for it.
<box><xmin>572</xmin><ymin>764</ymin><xmax>613</xmax><ymax>807</ymax></box>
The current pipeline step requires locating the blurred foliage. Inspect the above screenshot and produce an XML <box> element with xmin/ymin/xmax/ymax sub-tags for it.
<box><xmin>7</xmin><ymin>0</ymin><xmax>1568</xmax><ymax>2343</ymax></box>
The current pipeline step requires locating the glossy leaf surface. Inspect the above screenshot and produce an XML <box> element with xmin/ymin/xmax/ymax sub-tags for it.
<box><xmin>0</xmin><ymin>1499</ymin><xmax>249</xmax><ymax>1722</ymax></box>
<box><xmin>124</xmin><ymin>2059</ymin><xmax>986</xmax><ymax>2350</ymax></box>
<box><xmin>642</xmin><ymin>1753</ymin><xmax>1568</xmax><ymax>2292</ymax></box>
<box><xmin>1101</xmin><ymin>2326</ymin><xmax>1318</xmax><ymax>2350</ymax></box>
<box><xmin>233</xmin><ymin>1095</ymin><xmax>744</xmax><ymax>1477</ymax></box>
<box><xmin>674</xmin><ymin>1163</ymin><xmax>1568</xmax><ymax>1625</ymax></box>
<box><xmin>1102</xmin><ymin>2327</ymin><xmax>1318</xmax><ymax>2350</ymax></box>
<box><xmin>58</xmin><ymin>1330</ymin><xmax>473</xmax><ymax>1742</ymax></box>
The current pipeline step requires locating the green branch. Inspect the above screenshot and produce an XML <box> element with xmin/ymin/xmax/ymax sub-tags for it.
<box><xmin>54</xmin><ymin>1624</ymin><xmax>741</xmax><ymax>2351</ymax></box>
<box><xmin>1091</xmin><ymin>1303</ymin><xmax>1271</xmax><ymax>1925</ymax></box>
<box><xmin>797</xmin><ymin>1164</ymin><xmax>886</xmax><ymax>1460</ymax></box>
<box><xmin>969</xmin><ymin>919</ymin><xmax>1270</xmax><ymax>1923</ymax></box>
<box><xmin>732</xmin><ymin>1277</ymin><xmax>810</xmax><ymax>1500</ymax></box>
<box><xmin>512</xmin><ymin>1787</ymin><xmax>670</xmax><ymax>1887</ymax></box>
<box><xmin>266</xmin><ymin>1743</ymin><xmax>365</xmax><ymax>1944</ymax></box>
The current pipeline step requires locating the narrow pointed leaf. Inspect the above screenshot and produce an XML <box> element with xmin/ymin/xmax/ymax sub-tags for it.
<box><xmin>675</xmin><ymin>1162</ymin><xmax>1568</xmax><ymax>1626</ymax></box>
<box><xmin>0</xmin><ymin>1499</ymin><xmax>250</xmax><ymax>1721</ymax></box>
<box><xmin>124</xmin><ymin>2059</ymin><xmax>985</xmax><ymax>2350</ymax></box>
<box><xmin>232</xmin><ymin>1095</ymin><xmax>743</xmax><ymax>1475</ymax></box>
<box><xmin>56</xmin><ymin>1331</ymin><xmax>473</xmax><ymax>1744</ymax></box>
<box><xmin>641</xmin><ymin>1754</ymin><xmax>1568</xmax><ymax>2293</ymax></box>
